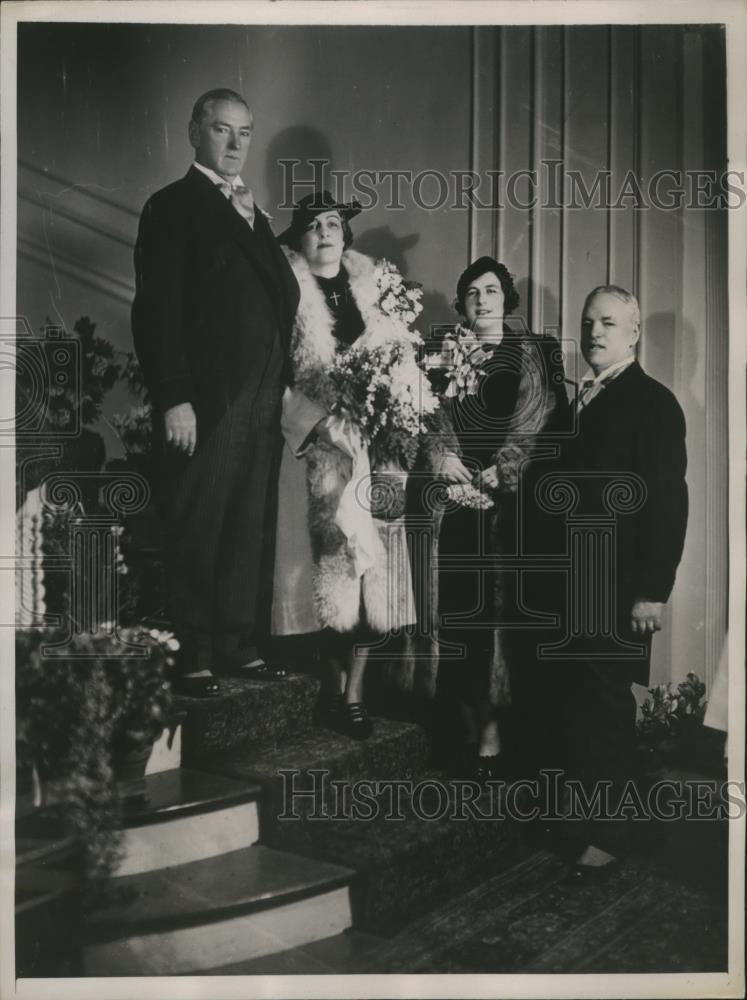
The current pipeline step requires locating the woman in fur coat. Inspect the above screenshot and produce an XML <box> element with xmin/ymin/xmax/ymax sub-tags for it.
<box><xmin>271</xmin><ymin>191</ymin><xmax>428</xmax><ymax>739</ymax></box>
<box><xmin>426</xmin><ymin>257</ymin><xmax>569</xmax><ymax>780</ymax></box>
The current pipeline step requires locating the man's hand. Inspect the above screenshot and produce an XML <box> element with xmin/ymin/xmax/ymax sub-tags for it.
<box><xmin>473</xmin><ymin>464</ymin><xmax>500</xmax><ymax>491</ymax></box>
<box><xmin>437</xmin><ymin>452</ymin><xmax>472</xmax><ymax>484</ymax></box>
<box><xmin>164</xmin><ymin>402</ymin><xmax>197</xmax><ymax>456</ymax></box>
<box><xmin>630</xmin><ymin>599</ymin><xmax>664</xmax><ymax>636</ymax></box>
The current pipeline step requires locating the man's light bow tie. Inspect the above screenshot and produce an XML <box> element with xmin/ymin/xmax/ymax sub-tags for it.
<box><xmin>576</xmin><ymin>374</ymin><xmax>613</xmax><ymax>413</ymax></box>
<box><xmin>219</xmin><ymin>181</ymin><xmax>255</xmax><ymax>227</ymax></box>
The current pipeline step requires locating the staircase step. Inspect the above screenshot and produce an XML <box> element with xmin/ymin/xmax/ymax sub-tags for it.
<box><xmin>174</xmin><ymin>723</ymin><xmax>511</xmax><ymax>934</ymax></box>
<box><xmin>114</xmin><ymin>768</ymin><xmax>262</xmax><ymax>877</ymax></box>
<box><xmin>16</xmin><ymin>812</ymin><xmax>80</xmax><ymax>870</ymax></box>
<box><xmin>16</xmin><ymin>813</ymin><xmax>84</xmax><ymax>977</ymax></box>
<box><xmin>197</xmin><ymin>717</ymin><xmax>429</xmax><ymax>832</ymax></box>
<box><xmin>259</xmin><ymin>774</ymin><xmax>522</xmax><ymax>934</ymax></box>
<box><xmin>178</xmin><ymin>672</ymin><xmax>320</xmax><ymax>758</ymax></box>
<box><xmin>84</xmin><ymin>845</ymin><xmax>354</xmax><ymax>975</ymax></box>
<box><xmin>206</xmin><ymin>929</ymin><xmax>384</xmax><ymax>975</ymax></box>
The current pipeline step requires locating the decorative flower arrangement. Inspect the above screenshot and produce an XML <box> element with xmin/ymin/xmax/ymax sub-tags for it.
<box><xmin>119</xmin><ymin>349</ymin><xmax>150</xmax><ymax>401</ymax></box>
<box><xmin>48</xmin><ymin>316</ymin><xmax>122</xmax><ymax>429</ymax></box>
<box><xmin>445</xmin><ymin>483</ymin><xmax>495</xmax><ymax>510</ymax></box>
<box><xmin>328</xmin><ymin>338</ymin><xmax>439</xmax><ymax>469</ymax></box>
<box><xmin>107</xmin><ymin>353</ymin><xmax>155</xmax><ymax>482</ymax></box>
<box><xmin>438</xmin><ymin>324</ymin><xmax>491</xmax><ymax>401</ymax></box>
<box><xmin>40</xmin><ymin>507</ymin><xmax>130</xmax><ymax>621</ymax></box>
<box><xmin>109</xmin><ymin>404</ymin><xmax>153</xmax><ymax>457</ymax></box>
<box><xmin>107</xmin><ymin>627</ymin><xmax>179</xmax><ymax>753</ymax></box>
<box><xmin>16</xmin><ymin>316</ymin><xmax>121</xmax><ymax>435</ymax></box>
<box><xmin>637</xmin><ymin>672</ymin><xmax>708</xmax><ymax>741</ymax></box>
<box><xmin>16</xmin><ymin>317</ymin><xmax>120</xmax><ymax>500</ymax></box>
<box><xmin>375</xmin><ymin>259</ymin><xmax>423</xmax><ymax>327</ymax></box>
<box><xmin>16</xmin><ymin>626</ymin><xmax>176</xmax><ymax>886</ymax></box>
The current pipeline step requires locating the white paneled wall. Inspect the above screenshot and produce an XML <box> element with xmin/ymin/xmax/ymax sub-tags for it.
<box><xmin>470</xmin><ymin>25</ymin><xmax>728</xmax><ymax>687</ymax></box>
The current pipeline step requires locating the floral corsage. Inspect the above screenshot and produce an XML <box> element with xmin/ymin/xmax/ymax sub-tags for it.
<box><xmin>438</xmin><ymin>324</ymin><xmax>491</xmax><ymax>400</ymax></box>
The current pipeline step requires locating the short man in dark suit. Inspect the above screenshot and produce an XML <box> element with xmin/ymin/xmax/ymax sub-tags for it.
<box><xmin>527</xmin><ymin>285</ymin><xmax>688</xmax><ymax>875</ymax></box>
<box><xmin>132</xmin><ymin>88</ymin><xmax>299</xmax><ymax>697</ymax></box>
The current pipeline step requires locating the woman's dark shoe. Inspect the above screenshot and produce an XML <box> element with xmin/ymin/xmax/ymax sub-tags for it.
<box><xmin>173</xmin><ymin>673</ymin><xmax>221</xmax><ymax>699</ymax></box>
<box><xmin>253</xmin><ymin>662</ymin><xmax>288</xmax><ymax>680</ymax></box>
<box><xmin>342</xmin><ymin>702</ymin><xmax>373</xmax><ymax>741</ymax></box>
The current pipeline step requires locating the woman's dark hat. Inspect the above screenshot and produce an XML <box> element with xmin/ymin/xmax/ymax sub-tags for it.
<box><xmin>277</xmin><ymin>190</ymin><xmax>362</xmax><ymax>245</ymax></box>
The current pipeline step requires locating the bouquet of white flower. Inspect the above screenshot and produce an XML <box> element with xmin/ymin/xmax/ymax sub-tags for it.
<box><xmin>375</xmin><ymin>259</ymin><xmax>423</xmax><ymax>327</ymax></box>
<box><xmin>439</xmin><ymin>324</ymin><xmax>491</xmax><ymax>400</ymax></box>
<box><xmin>445</xmin><ymin>482</ymin><xmax>495</xmax><ymax>510</ymax></box>
<box><xmin>328</xmin><ymin>338</ymin><xmax>439</xmax><ymax>468</ymax></box>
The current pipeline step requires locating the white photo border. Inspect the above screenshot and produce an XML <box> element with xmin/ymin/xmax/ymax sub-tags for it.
<box><xmin>1</xmin><ymin>2</ymin><xmax>744</xmax><ymax>998</ymax></box>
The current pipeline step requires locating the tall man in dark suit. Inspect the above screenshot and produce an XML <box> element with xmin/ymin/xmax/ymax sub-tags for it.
<box><xmin>528</xmin><ymin>285</ymin><xmax>688</xmax><ymax>875</ymax></box>
<box><xmin>132</xmin><ymin>88</ymin><xmax>299</xmax><ymax>697</ymax></box>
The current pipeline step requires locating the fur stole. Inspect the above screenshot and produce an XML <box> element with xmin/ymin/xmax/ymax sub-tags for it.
<box><xmin>283</xmin><ymin>248</ymin><xmax>417</xmax><ymax>634</ymax></box>
<box><xmin>284</xmin><ymin>248</ymin><xmax>417</xmax><ymax>403</ymax></box>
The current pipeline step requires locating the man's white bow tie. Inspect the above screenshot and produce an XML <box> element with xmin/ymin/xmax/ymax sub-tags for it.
<box><xmin>219</xmin><ymin>181</ymin><xmax>255</xmax><ymax>227</ymax></box>
<box><xmin>576</xmin><ymin>375</ymin><xmax>611</xmax><ymax>413</ymax></box>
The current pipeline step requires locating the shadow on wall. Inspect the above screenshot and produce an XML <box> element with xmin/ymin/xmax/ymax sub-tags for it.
<box><xmin>262</xmin><ymin>126</ymin><xmax>461</xmax><ymax>340</ymax></box>
<box><xmin>417</xmin><ymin>290</ymin><xmax>457</xmax><ymax>344</ymax></box>
<box><xmin>644</xmin><ymin>313</ymin><xmax>702</xmax><ymax>414</ymax></box>
<box><xmin>353</xmin><ymin>227</ymin><xmax>419</xmax><ymax>274</ymax></box>
<box><xmin>642</xmin><ymin>310</ymin><xmax>677</xmax><ymax>387</ymax></box>
<box><xmin>264</xmin><ymin>126</ymin><xmax>334</xmax><ymax>226</ymax></box>
<box><xmin>639</xmin><ymin>312</ymin><xmax>704</xmax><ymax>687</ymax></box>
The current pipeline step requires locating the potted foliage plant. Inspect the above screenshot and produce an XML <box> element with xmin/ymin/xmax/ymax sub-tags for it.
<box><xmin>17</xmin><ymin>316</ymin><xmax>121</xmax><ymax>501</ymax></box>
<box><xmin>16</xmin><ymin>626</ymin><xmax>177</xmax><ymax>885</ymax></box>
<box><xmin>636</xmin><ymin>671</ymin><xmax>709</xmax><ymax>771</ymax></box>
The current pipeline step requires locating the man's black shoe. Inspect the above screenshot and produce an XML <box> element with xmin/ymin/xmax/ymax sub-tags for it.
<box><xmin>173</xmin><ymin>673</ymin><xmax>221</xmax><ymax>698</ymax></box>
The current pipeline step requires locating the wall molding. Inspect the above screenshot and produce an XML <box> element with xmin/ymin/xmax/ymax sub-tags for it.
<box><xmin>468</xmin><ymin>24</ymin><xmax>729</xmax><ymax>688</ymax></box>
<box><xmin>18</xmin><ymin>235</ymin><xmax>135</xmax><ymax>306</ymax></box>
<box><xmin>18</xmin><ymin>161</ymin><xmax>136</xmax><ymax>307</ymax></box>
<box><xmin>702</xmin><ymin>28</ymin><xmax>729</xmax><ymax>691</ymax></box>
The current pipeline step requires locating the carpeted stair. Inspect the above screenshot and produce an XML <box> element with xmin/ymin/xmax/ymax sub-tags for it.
<box><xmin>79</xmin><ymin>669</ymin><xmax>517</xmax><ymax>974</ymax></box>
<box><xmin>75</xmin><ymin>671</ymin><xmax>728</xmax><ymax>976</ymax></box>
<box><xmin>191</xmin><ymin>677</ymin><xmax>520</xmax><ymax>935</ymax></box>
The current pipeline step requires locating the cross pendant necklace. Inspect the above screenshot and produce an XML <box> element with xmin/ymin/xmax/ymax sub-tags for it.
<box><xmin>329</xmin><ymin>291</ymin><xmax>341</xmax><ymax>306</ymax></box>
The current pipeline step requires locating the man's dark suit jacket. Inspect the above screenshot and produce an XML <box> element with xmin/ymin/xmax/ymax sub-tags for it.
<box><xmin>525</xmin><ymin>359</ymin><xmax>688</xmax><ymax>686</ymax></box>
<box><xmin>132</xmin><ymin>165</ymin><xmax>298</xmax><ymax>419</ymax></box>
<box><xmin>131</xmin><ymin>165</ymin><xmax>300</xmax><ymax>637</ymax></box>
